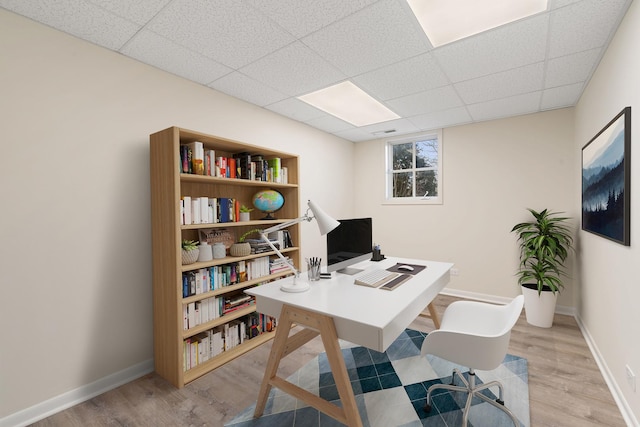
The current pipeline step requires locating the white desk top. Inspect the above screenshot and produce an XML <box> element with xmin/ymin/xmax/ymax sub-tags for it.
<box><xmin>246</xmin><ymin>257</ymin><xmax>453</xmax><ymax>352</ymax></box>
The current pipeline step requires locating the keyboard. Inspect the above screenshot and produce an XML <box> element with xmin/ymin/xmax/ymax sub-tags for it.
<box><xmin>354</xmin><ymin>269</ymin><xmax>399</xmax><ymax>287</ymax></box>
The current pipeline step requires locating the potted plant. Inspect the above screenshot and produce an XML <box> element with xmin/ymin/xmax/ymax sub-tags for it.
<box><xmin>511</xmin><ymin>208</ymin><xmax>574</xmax><ymax>328</ymax></box>
<box><xmin>230</xmin><ymin>228</ymin><xmax>261</xmax><ymax>257</ymax></box>
<box><xmin>239</xmin><ymin>205</ymin><xmax>253</xmax><ymax>222</ymax></box>
<box><xmin>181</xmin><ymin>239</ymin><xmax>199</xmax><ymax>265</ymax></box>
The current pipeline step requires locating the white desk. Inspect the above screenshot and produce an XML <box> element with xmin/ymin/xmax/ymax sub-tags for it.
<box><xmin>246</xmin><ymin>257</ymin><xmax>453</xmax><ymax>427</ymax></box>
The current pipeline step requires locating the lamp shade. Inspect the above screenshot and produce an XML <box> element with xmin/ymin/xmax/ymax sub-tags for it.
<box><xmin>307</xmin><ymin>200</ymin><xmax>340</xmax><ymax>235</ymax></box>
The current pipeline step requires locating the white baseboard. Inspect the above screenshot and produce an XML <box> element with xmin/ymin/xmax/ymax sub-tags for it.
<box><xmin>574</xmin><ymin>315</ymin><xmax>639</xmax><ymax>427</ymax></box>
<box><xmin>0</xmin><ymin>359</ymin><xmax>154</xmax><ymax>427</ymax></box>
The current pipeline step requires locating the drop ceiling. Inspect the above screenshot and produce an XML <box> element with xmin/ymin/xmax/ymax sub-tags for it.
<box><xmin>0</xmin><ymin>0</ymin><xmax>632</xmax><ymax>142</ymax></box>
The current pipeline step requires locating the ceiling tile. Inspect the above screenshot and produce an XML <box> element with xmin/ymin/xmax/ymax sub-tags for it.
<box><xmin>455</xmin><ymin>63</ymin><xmax>544</xmax><ymax>104</ymax></box>
<box><xmin>548</xmin><ymin>0</ymin><xmax>631</xmax><ymax>58</ymax></box>
<box><xmin>408</xmin><ymin>107</ymin><xmax>473</xmax><ymax>131</ymax></box>
<box><xmin>242</xmin><ymin>0</ymin><xmax>377</xmax><ymax>38</ymax></box>
<box><xmin>545</xmin><ymin>48</ymin><xmax>602</xmax><ymax>88</ymax></box>
<box><xmin>302</xmin><ymin>0</ymin><xmax>429</xmax><ymax>76</ymax></box>
<box><xmin>433</xmin><ymin>13</ymin><xmax>549</xmax><ymax>83</ymax></box>
<box><xmin>549</xmin><ymin>0</ymin><xmax>582</xmax><ymax>8</ymax></box>
<box><xmin>358</xmin><ymin>118</ymin><xmax>421</xmax><ymax>137</ymax></box>
<box><xmin>266</xmin><ymin>98</ymin><xmax>326</xmax><ymax>122</ymax></box>
<box><xmin>121</xmin><ymin>30</ymin><xmax>232</xmax><ymax>85</ymax></box>
<box><xmin>353</xmin><ymin>53</ymin><xmax>450</xmax><ymax>101</ymax></box>
<box><xmin>304</xmin><ymin>114</ymin><xmax>353</xmax><ymax>134</ymax></box>
<box><xmin>541</xmin><ymin>83</ymin><xmax>584</xmax><ymax>109</ymax></box>
<box><xmin>87</xmin><ymin>0</ymin><xmax>171</xmax><ymax>25</ymax></box>
<box><xmin>240</xmin><ymin>41</ymin><xmax>346</xmax><ymax>96</ymax></box>
<box><xmin>0</xmin><ymin>0</ymin><xmax>140</xmax><ymax>50</ymax></box>
<box><xmin>209</xmin><ymin>72</ymin><xmax>288</xmax><ymax>107</ymax></box>
<box><xmin>467</xmin><ymin>92</ymin><xmax>542</xmax><ymax>122</ymax></box>
<box><xmin>334</xmin><ymin>127</ymin><xmax>377</xmax><ymax>142</ymax></box>
<box><xmin>146</xmin><ymin>0</ymin><xmax>295</xmax><ymax>69</ymax></box>
<box><xmin>387</xmin><ymin>86</ymin><xmax>463</xmax><ymax>117</ymax></box>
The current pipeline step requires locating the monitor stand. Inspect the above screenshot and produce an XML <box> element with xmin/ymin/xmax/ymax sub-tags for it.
<box><xmin>337</xmin><ymin>267</ymin><xmax>363</xmax><ymax>275</ymax></box>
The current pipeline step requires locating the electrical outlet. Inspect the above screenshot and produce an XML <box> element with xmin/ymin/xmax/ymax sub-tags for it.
<box><xmin>626</xmin><ymin>365</ymin><xmax>636</xmax><ymax>392</ymax></box>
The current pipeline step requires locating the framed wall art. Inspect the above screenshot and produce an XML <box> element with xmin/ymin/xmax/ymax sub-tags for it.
<box><xmin>581</xmin><ymin>106</ymin><xmax>631</xmax><ymax>246</ymax></box>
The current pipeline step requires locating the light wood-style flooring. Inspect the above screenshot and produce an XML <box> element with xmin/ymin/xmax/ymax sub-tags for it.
<box><xmin>31</xmin><ymin>294</ymin><xmax>627</xmax><ymax>426</ymax></box>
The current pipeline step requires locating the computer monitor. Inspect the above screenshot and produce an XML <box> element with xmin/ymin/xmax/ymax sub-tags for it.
<box><xmin>326</xmin><ymin>217</ymin><xmax>373</xmax><ymax>275</ymax></box>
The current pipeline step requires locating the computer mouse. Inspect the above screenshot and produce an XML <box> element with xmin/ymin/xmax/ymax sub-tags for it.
<box><xmin>397</xmin><ymin>265</ymin><xmax>414</xmax><ymax>271</ymax></box>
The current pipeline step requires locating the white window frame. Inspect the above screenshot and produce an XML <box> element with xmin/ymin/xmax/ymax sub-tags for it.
<box><xmin>384</xmin><ymin>130</ymin><xmax>443</xmax><ymax>205</ymax></box>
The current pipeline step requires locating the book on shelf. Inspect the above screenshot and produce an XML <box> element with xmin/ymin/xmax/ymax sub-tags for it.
<box><xmin>183</xmin><ymin>295</ymin><xmax>222</xmax><ymax>330</ymax></box>
<box><xmin>181</xmin><ymin>196</ymin><xmax>219</xmax><ymax>225</ymax></box>
<box><xmin>270</xmin><ymin>256</ymin><xmax>294</xmax><ymax>274</ymax></box>
<box><xmin>184</xmin><ymin>141</ymin><xmax>204</xmax><ymax>175</ymax></box>
<box><xmin>216</xmin><ymin>156</ymin><xmax>226</xmax><ymax>177</ymax></box>
<box><xmin>178</xmin><ymin>144</ymin><xmax>289</xmax><ymax>184</ymax></box>
<box><xmin>234</xmin><ymin>152</ymin><xmax>252</xmax><ymax>180</ymax></box>
<box><xmin>267</xmin><ymin>158</ymin><xmax>281</xmax><ymax>183</ymax></box>
<box><xmin>182</xmin><ymin>311</ymin><xmax>278</xmax><ymax>371</ymax></box>
<box><xmin>268</xmin><ymin>230</ymin><xmax>294</xmax><ymax>250</ymax></box>
<box><xmin>243</xmin><ymin>238</ymin><xmax>280</xmax><ymax>254</ymax></box>
<box><xmin>223</xmin><ymin>293</ymin><xmax>255</xmax><ymax>314</ymax></box>
<box><xmin>183</xmin><ymin>263</ymin><xmax>256</xmax><ymax>297</ymax></box>
<box><xmin>205</xmin><ymin>149</ymin><xmax>215</xmax><ymax>176</ymax></box>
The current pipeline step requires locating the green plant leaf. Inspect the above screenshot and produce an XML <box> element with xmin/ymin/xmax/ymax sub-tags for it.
<box><xmin>511</xmin><ymin>208</ymin><xmax>574</xmax><ymax>294</ymax></box>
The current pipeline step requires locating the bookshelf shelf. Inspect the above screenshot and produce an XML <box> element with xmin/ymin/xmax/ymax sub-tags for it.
<box><xmin>183</xmin><ymin>331</ymin><xmax>275</xmax><ymax>384</ymax></box>
<box><xmin>180</xmin><ymin>247</ymin><xmax>299</xmax><ymax>272</ymax></box>
<box><xmin>180</xmin><ymin>172</ymin><xmax>298</xmax><ymax>188</ymax></box>
<box><xmin>150</xmin><ymin>126</ymin><xmax>300</xmax><ymax>388</ymax></box>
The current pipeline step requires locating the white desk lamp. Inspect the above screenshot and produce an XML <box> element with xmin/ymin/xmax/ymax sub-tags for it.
<box><xmin>260</xmin><ymin>200</ymin><xmax>340</xmax><ymax>293</ymax></box>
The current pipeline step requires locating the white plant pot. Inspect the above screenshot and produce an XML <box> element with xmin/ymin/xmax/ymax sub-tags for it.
<box><xmin>521</xmin><ymin>284</ymin><xmax>558</xmax><ymax>328</ymax></box>
<box><xmin>239</xmin><ymin>212</ymin><xmax>251</xmax><ymax>221</ymax></box>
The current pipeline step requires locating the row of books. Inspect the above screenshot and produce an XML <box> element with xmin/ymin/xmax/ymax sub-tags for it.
<box><xmin>183</xmin><ymin>312</ymin><xmax>277</xmax><ymax>371</ymax></box>
<box><xmin>180</xmin><ymin>196</ymin><xmax>242</xmax><ymax>225</ymax></box>
<box><xmin>184</xmin><ymin>295</ymin><xmax>223</xmax><ymax>330</ymax></box>
<box><xmin>182</xmin><ymin>258</ymin><xmax>272</xmax><ymax>298</ymax></box>
<box><xmin>180</xmin><ymin>142</ymin><xmax>288</xmax><ymax>184</ymax></box>
<box><xmin>183</xmin><ymin>292</ymin><xmax>256</xmax><ymax>330</ymax></box>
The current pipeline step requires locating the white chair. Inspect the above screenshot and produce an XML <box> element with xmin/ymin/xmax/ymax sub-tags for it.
<box><xmin>421</xmin><ymin>295</ymin><xmax>525</xmax><ymax>426</ymax></box>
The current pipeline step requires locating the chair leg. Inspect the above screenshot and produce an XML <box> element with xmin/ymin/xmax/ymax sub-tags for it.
<box><xmin>424</xmin><ymin>368</ymin><xmax>468</xmax><ymax>412</ymax></box>
<box><xmin>472</xmin><ymin>380</ymin><xmax>520</xmax><ymax>426</ymax></box>
<box><xmin>425</xmin><ymin>369</ymin><xmax>520</xmax><ymax>427</ymax></box>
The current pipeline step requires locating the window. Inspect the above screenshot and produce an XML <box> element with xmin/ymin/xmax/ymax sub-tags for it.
<box><xmin>385</xmin><ymin>131</ymin><xmax>442</xmax><ymax>204</ymax></box>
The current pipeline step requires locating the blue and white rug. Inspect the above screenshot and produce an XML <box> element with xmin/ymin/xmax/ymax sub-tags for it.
<box><xmin>226</xmin><ymin>329</ymin><xmax>529</xmax><ymax>427</ymax></box>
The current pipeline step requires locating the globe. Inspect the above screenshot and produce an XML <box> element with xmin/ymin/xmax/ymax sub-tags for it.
<box><xmin>252</xmin><ymin>189</ymin><xmax>285</xmax><ymax>219</ymax></box>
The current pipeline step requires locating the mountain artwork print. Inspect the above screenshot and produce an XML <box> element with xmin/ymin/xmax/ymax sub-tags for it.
<box><xmin>582</xmin><ymin>107</ymin><xmax>631</xmax><ymax>246</ymax></box>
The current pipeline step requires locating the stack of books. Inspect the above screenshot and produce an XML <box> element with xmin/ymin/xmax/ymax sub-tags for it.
<box><xmin>270</xmin><ymin>257</ymin><xmax>294</xmax><ymax>275</ymax></box>
<box><xmin>243</xmin><ymin>238</ymin><xmax>280</xmax><ymax>254</ymax></box>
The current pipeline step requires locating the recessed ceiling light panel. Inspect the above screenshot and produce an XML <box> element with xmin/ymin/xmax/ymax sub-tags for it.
<box><xmin>298</xmin><ymin>81</ymin><xmax>400</xmax><ymax>127</ymax></box>
<box><xmin>408</xmin><ymin>0</ymin><xmax>548</xmax><ymax>47</ymax></box>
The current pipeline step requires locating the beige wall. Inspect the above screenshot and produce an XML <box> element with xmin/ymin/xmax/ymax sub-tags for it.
<box><xmin>574</xmin><ymin>0</ymin><xmax>640</xmax><ymax>422</ymax></box>
<box><xmin>0</xmin><ymin>9</ymin><xmax>354</xmax><ymax>420</ymax></box>
<box><xmin>353</xmin><ymin>109</ymin><xmax>577</xmax><ymax>306</ymax></box>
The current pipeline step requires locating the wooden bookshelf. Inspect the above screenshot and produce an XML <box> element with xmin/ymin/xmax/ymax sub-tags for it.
<box><xmin>150</xmin><ymin>126</ymin><xmax>300</xmax><ymax>388</ymax></box>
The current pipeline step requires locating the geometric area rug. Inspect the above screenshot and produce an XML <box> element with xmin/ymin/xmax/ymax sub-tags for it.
<box><xmin>225</xmin><ymin>328</ymin><xmax>530</xmax><ymax>427</ymax></box>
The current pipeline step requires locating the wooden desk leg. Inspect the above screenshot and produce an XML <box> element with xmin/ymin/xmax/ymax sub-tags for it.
<box><xmin>254</xmin><ymin>306</ymin><xmax>296</xmax><ymax>417</ymax></box>
<box><xmin>419</xmin><ymin>302</ymin><xmax>441</xmax><ymax>329</ymax></box>
<box><xmin>314</xmin><ymin>309</ymin><xmax>363</xmax><ymax>427</ymax></box>
<box><xmin>254</xmin><ymin>304</ymin><xmax>363</xmax><ymax>427</ymax></box>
